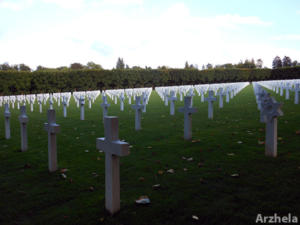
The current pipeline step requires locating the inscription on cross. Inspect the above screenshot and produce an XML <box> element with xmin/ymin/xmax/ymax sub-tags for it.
<box><xmin>96</xmin><ymin>116</ymin><xmax>130</xmax><ymax>215</ymax></box>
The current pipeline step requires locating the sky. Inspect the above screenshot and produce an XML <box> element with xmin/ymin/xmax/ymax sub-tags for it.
<box><xmin>0</xmin><ymin>0</ymin><xmax>300</xmax><ymax>69</ymax></box>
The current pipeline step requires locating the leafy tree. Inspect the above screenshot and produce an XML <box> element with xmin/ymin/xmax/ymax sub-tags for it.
<box><xmin>56</xmin><ymin>66</ymin><xmax>69</xmax><ymax>70</ymax></box>
<box><xmin>282</xmin><ymin>56</ymin><xmax>292</xmax><ymax>67</ymax></box>
<box><xmin>116</xmin><ymin>57</ymin><xmax>125</xmax><ymax>69</ymax></box>
<box><xmin>201</xmin><ymin>65</ymin><xmax>205</xmax><ymax>70</ymax></box>
<box><xmin>70</xmin><ymin>63</ymin><xmax>84</xmax><ymax>69</ymax></box>
<box><xmin>0</xmin><ymin>63</ymin><xmax>11</xmax><ymax>70</ymax></box>
<box><xmin>292</xmin><ymin>60</ymin><xmax>298</xmax><ymax>67</ymax></box>
<box><xmin>206</xmin><ymin>63</ymin><xmax>213</xmax><ymax>69</ymax></box>
<box><xmin>272</xmin><ymin>56</ymin><xmax>282</xmax><ymax>69</ymax></box>
<box><xmin>86</xmin><ymin>61</ymin><xmax>102</xmax><ymax>69</ymax></box>
<box><xmin>125</xmin><ymin>64</ymin><xmax>130</xmax><ymax>69</ymax></box>
<box><xmin>19</xmin><ymin>63</ymin><xmax>31</xmax><ymax>71</ymax></box>
<box><xmin>184</xmin><ymin>61</ymin><xmax>189</xmax><ymax>69</ymax></box>
<box><xmin>256</xmin><ymin>59</ymin><xmax>263</xmax><ymax>68</ymax></box>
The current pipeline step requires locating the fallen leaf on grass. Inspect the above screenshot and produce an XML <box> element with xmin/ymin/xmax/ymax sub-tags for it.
<box><xmin>296</xmin><ymin>130</ymin><xmax>300</xmax><ymax>135</ymax></box>
<box><xmin>89</xmin><ymin>186</ymin><xmax>94</xmax><ymax>192</ymax></box>
<box><xmin>61</xmin><ymin>173</ymin><xmax>67</xmax><ymax>179</ymax></box>
<box><xmin>152</xmin><ymin>184</ymin><xmax>161</xmax><ymax>189</ymax></box>
<box><xmin>182</xmin><ymin>156</ymin><xmax>186</xmax><ymax>160</ymax></box>
<box><xmin>60</xmin><ymin>168</ymin><xmax>68</xmax><ymax>173</ymax></box>
<box><xmin>139</xmin><ymin>177</ymin><xmax>145</xmax><ymax>181</ymax></box>
<box><xmin>146</xmin><ymin>146</ymin><xmax>152</xmax><ymax>149</ymax></box>
<box><xmin>278</xmin><ymin>137</ymin><xmax>283</xmax><ymax>141</ymax></box>
<box><xmin>158</xmin><ymin>170</ymin><xmax>164</xmax><ymax>175</ymax></box>
<box><xmin>24</xmin><ymin>163</ymin><xmax>31</xmax><ymax>169</ymax></box>
<box><xmin>167</xmin><ymin>169</ymin><xmax>175</xmax><ymax>174</ymax></box>
<box><xmin>191</xmin><ymin>139</ymin><xmax>201</xmax><ymax>143</ymax></box>
<box><xmin>129</xmin><ymin>145</ymin><xmax>133</xmax><ymax>148</ymax></box>
<box><xmin>227</xmin><ymin>153</ymin><xmax>235</xmax><ymax>156</ymax></box>
<box><xmin>237</xmin><ymin>141</ymin><xmax>243</xmax><ymax>144</ymax></box>
<box><xmin>97</xmin><ymin>157</ymin><xmax>101</xmax><ymax>160</ymax></box>
<box><xmin>231</xmin><ymin>174</ymin><xmax>239</xmax><ymax>177</ymax></box>
<box><xmin>192</xmin><ymin>215</ymin><xmax>199</xmax><ymax>220</ymax></box>
<box><xmin>135</xmin><ymin>196</ymin><xmax>150</xmax><ymax>204</ymax></box>
<box><xmin>99</xmin><ymin>218</ymin><xmax>104</xmax><ymax>222</ymax></box>
<box><xmin>258</xmin><ymin>140</ymin><xmax>265</xmax><ymax>145</ymax></box>
<box><xmin>183</xmin><ymin>168</ymin><xmax>188</xmax><ymax>171</ymax></box>
<box><xmin>187</xmin><ymin>157</ymin><xmax>193</xmax><ymax>162</ymax></box>
<box><xmin>198</xmin><ymin>162</ymin><xmax>204</xmax><ymax>167</ymax></box>
<box><xmin>85</xmin><ymin>150</ymin><xmax>89</xmax><ymax>153</ymax></box>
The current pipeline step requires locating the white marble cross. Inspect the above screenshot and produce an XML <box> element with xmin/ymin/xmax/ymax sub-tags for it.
<box><xmin>49</xmin><ymin>94</ymin><xmax>54</xmax><ymax>110</ymax></box>
<box><xmin>4</xmin><ymin>103</ymin><xmax>11</xmax><ymax>139</ymax></box>
<box><xmin>44</xmin><ymin>110</ymin><xmax>60</xmax><ymax>172</ymax></box>
<box><xmin>142</xmin><ymin>93</ymin><xmax>147</xmax><ymax>113</ymax></box>
<box><xmin>119</xmin><ymin>93</ymin><xmax>125</xmax><ymax>111</ymax></box>
<box><xmin>188</xmin><ymin>88</ymin><xmax>195</xmax><ymax>107</ymax></box>
<box><xmin>168</xmin><ymin>91</ymin><xmax>177</xmax><ymax>115</ymax></box>
<box><xmin>218</xmin><ymin>88</ymin><xmax>225</xmax><ymax>108</ymax></box>
<box><xmin>131</xmin><ymin>96</ymin><xmax>143</xmax><ymax>130</ymax></box>
<box><xmin>88</xmin><ymin>96</ymin><xmax>92</xmax><ymax>109</ymax></box>
<box><xmin>225</xmin><ymin>89</ymin><xmax>230</xmax><ymax>103</ymax></box>
<box><xmin>261</xmin><ymin>97</ymin><xmax>283</xmax><ymax>157</ymax></box>
<box><xmin>62</xmin><ymin>96</ymin><xmax>67</xmax><ymax>117</ymax></box>
<box><xmin>38</xmin><ymin>100</ymin><xmax>43</xmax><ymax>113</ymax></box>
<box><xmin>205</xmin><ymin>90</ymin><xmax>217</xmax><ymax>119</ymax></box>
<box><xmin>294</xmin><ymin>84</ymin><xmax>300</xmax><ymax>104</ymax></box>
<box><xmin>285</xmin><ymin>84</ymin><xmax>291</xmax><ymax>100</ymax></box>
<box><xmin>19</xmin><ymin>106</ymin><xmax>29</xmax><ymax>152</ymax></box>
<box><xmin>96</xmin><ymin>116</ymin><xmax>129</xmax><ymax>215</ymax></box>
<box><xmin>80</xmin><ymin>96</ymin><xmax>85</xmax><ymax>120</ymax></box>
<box><xmin>44</xmin><ymin>109</ymin><xmax>60</xmax><ymax>172</ymax></box>
<box><xmin>178</xmin><ymin>96</ymin><xmax>197</xmax><ymax>140</ymax></box>
<box><xmin>164</xmin><ymin>91</ymin><xmax>168</xmax><ymax>106</ymax></box>
<box><xmin>101</xmin><ymin>95</ymin><xmax>110</xmax><ymax>123</ymax></box>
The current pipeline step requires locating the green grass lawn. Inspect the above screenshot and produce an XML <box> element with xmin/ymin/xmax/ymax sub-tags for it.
<box><xmin>0</xmin><ymin>84</ymin><xmax>300</xmax><ymax>225</ymax></box>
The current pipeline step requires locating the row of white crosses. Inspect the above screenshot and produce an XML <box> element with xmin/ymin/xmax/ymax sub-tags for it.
<box><xmin>3</xmin><ymin>103</ymin><xmax>29</xmax><ymax>152</ymax></box>
<box><xmin>257</xmin><ymin>79</ymin><xmax>300</xmax><ymax>104</ymax></box>
<box><xmin>156</xmin><ymin>82</ymin><xmax>249</xmax><ymax>119</ymax></box>
<box><xmin>253</xmin><ymin>83</ymin><xmax>284</xmax><ymax>157</ymax></box>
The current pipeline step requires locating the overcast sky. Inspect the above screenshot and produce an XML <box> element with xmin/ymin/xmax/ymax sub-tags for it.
<box><xmin>1</xmin><ymin>0</ymin><xmax>300</xmax><ymax>69</ymax></box>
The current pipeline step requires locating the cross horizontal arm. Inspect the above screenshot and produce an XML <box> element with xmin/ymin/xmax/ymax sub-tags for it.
<box><xmin>97</xmin><ymin>138</ymin><xmax>130</xmax><ymax>157</ymax></box>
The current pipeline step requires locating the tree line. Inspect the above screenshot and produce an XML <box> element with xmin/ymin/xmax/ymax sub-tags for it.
<box><xmin>1</xmin><ymin>56</ymin><xmax>299</xmax><ymax>72</ymax></box>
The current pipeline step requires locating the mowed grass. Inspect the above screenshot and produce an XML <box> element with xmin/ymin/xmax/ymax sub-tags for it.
<box><xmin>0</xmin><ymin>84</ymin><xmax>300</xmax><ymax>225</ymax></box>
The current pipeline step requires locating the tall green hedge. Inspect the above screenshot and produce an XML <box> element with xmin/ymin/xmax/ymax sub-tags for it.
<box><xmin>1</xmin><ymin>67</ymin><xmax>299</xmax><ymax>95</ymax></box>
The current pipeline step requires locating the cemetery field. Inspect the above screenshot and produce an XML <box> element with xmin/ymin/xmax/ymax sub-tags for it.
<box><xmin>1</xmin><ymin>84</ymin><xmax>300</xmax><ymax>225</ymax></box>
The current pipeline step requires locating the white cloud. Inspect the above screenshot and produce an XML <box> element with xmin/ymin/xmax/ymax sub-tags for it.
<box><xmin>0</xmin><ymin>0</ymin><xmax>33</xmax><ymax>11</ymax></box>
<box><xmin>1</xmin><ymin>2</ymin><xmax>298</xmax><ymax>69</ymax></box>
<box><xmin>272</xmin><ymin>34</ymin><xmax>300</xmax><ymax>41</ymax></box>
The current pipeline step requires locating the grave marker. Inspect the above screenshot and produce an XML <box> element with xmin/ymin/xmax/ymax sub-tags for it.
<box><xmin>178</xmin><ymin>96</ymin><xmax>197</xmax><ymax>140</ymax></box>
<box><xmin>205</xmin><ymin>90</ymin><xmax>217</xmax><ymax>119</ymax></box>
<box><xmin>131</xmin><ymin>96</ymin><xmax>143</xmax><ymax>130</ymax></box>
<box><xmin>101</xmin><ymin>95</ymin><xmax>110</xmax><ymax>122</ymax></box>
<box><xmin>96</xmin><ymin>116</ymin><xmax>129</xmax><ymax>215</ymax></box>
<box><xmin>4</xmin><ymin>103</ymin><xmax>11</xmax><ymax>139</ymax></box>
<box><xmin>19</xmin><ymin>106</ymin><xmax>28</xmax><ymax>151</ymax></box>
<box><xmin>261</xmin><ymin>97</ymin><xmax>283</xmax><ymax>157</ymax></box>
<box><xmin>44</xmin><ymin>110</ymin><xmax>60</xmax><ymax>172</ymax></box>
<box><xmin>80</xmin><ymin>96</ymin><xmax>85</xmax><ymax>120</ymax></box>
<box><xmin>168</xmin><ymin>91</ymin><xmax>177</xmax><ymax>115</ymax></box>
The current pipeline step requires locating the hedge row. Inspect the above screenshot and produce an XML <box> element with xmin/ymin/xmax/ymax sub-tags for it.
<box><xmin>1</xmin><ymin>67</ymin><xmax>300</xmax><ymax>95</ymax></box>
